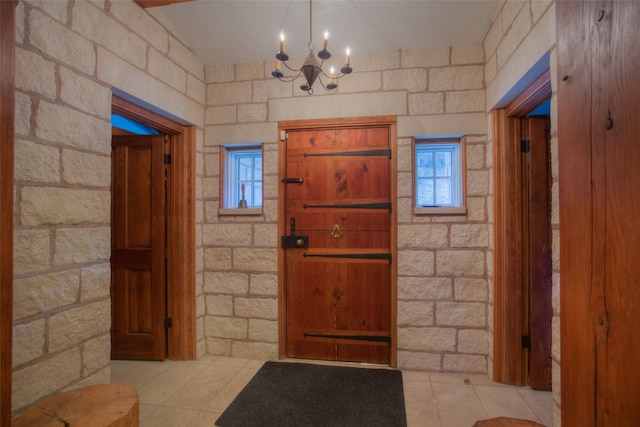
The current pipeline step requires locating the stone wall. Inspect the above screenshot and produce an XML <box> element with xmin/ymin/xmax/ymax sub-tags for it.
<box><xmin>482</xmin><ymin>0</ymin><xmax>559</xmax><ymax>426</ymax></box>
<box><xmin>203</xmin><ymin>46</ymin><xmax>490</xmax><ymax>371</ymax></box>
<box><xmin>12</xmin><ymin>0</ymin><xmax>204</xmax><ymax>415</ymax></box>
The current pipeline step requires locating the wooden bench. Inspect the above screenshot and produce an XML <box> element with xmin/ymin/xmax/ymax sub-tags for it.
<box><xmin>12</xmin><ymin>383</ymin><xmax>138</xmax><ymax>427</ymax></box>
<box><xmin>473</xmin><ymin>416</ymin><xmax>545</xmax><ymax>427</ymax></box>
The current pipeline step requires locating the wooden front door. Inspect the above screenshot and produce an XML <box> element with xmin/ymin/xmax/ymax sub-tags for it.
<box><xmin>283</xmin><ymin>125</ymin><xmax>392</xmax><ymax>364</ymax></box>
<box><xmin>111</xmin><ymin>134</ymin><xmax>167</xmax><ymax>360</ymax></box>
<box><xmin>522</xmin><ymin>116</ymin><xmax>552</xmax><ymax>390</ymax></box>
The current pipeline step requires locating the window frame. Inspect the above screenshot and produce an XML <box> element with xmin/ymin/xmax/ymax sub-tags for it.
<box><xmin>219</xmin><ymin>143</ymin><xmax>264</xmax><ymax>216</ymax></box>
<box><xmin>412</xmin><ymin>136</ymin><xmax>467</xmax><ymax>215</ymax></box>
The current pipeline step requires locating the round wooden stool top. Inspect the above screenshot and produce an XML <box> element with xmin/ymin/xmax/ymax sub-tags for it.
<box><xmin>473</xmin><ymin>416</ymin><xmax>545</xmax><ymax>427</ymax></box>
<box><xmin>12</xmin><ymin>383</ymin><xmax>139</xmax><ymax>427</ymax></box>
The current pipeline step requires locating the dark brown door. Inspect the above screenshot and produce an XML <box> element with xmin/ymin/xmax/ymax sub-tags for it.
<box><xmin>523</xmin><ymin>116</ymin><xmax>552</xmax><ymax>390</ymax></box>
<box><xmin>284</xmin><ymin>126</ymin><xmax>391</xmax><ymax>364</ymax></box>
<box><xmin>111</xmin><ymin>135</ymin><xmax>166</xmax><ymax>360</ymax></box>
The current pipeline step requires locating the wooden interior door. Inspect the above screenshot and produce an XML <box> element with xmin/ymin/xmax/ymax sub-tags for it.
<box><xmin>111</xmin><ymin>134</ymin><xmax>167</xmax><ymax>360</ymax></box>
<box><xmin>284</xmin><ymin>126</ymin><xmax>392</xmax><ymax>364</ymax></box>
<box><xmin>523</xmin><ymin>116</ymin><xmax>552</xmax><ymax>390</ymax></box>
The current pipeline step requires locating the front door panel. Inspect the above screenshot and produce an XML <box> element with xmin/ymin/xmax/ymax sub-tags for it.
<box><xmin>284</xmin><ymin>127</ymin><xmax>391</xmax><ymax>364</ymax></box>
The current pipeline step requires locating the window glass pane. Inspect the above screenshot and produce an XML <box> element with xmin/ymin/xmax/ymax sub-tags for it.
<box><xmin>435</xmin><ymin>151</ymin><xmax>452</xmax><ymax>176</ymax></box>
<box><xmin>416</xmin><ymin>152</ymin><xmax>434</xmax><ymax>177</ymax></box>
<box><xmin>416</xmin><ymin>178</ymin><xmax>434</xmax><ymax>206</ymax></box>
<box><xmin>225</xmin><ymin>146</ymin><xmax>262</xmax><ymax>208</ymax></box>
<box><xmin>435</xmin><ymin>178</ymin><xmax>452</xmax><ymax>205</ymax></box>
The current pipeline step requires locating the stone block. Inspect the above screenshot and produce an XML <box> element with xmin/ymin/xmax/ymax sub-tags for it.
<box><xmin>408</xmin><ymin>93</ymin><xmax>444</xmax><ymax>115</ymax></box>
<box><xmin>30</xmin><ymin>9</ymin><xmax>96</xmax><ymax>75</ymax></box>
<box><xmin>248</xmin><ymin>319</ymin><xmax>278</xmax><ymax>342</ymax></box>
<box><xmin>398</xmin><ymin>300</ymin><xmax>434</xmax><ymax>326</ymax></box>
<box><xmin>207</xmin><ymin>81</ymin><xmax>252</xmax><ymax>105</ymax></box>
<box><xmin>204</xmin><ymin>272</ymin><xmax>249</xmax><ymax>295</ymax></box>
<box><xmin>253</xmin><ymin>224</ymin><xmax>277</xmax><ymax>248</ymax></box>
<box><xmin>205</xmin><ymin>64</ymin><xmax>235</xmax><ymax>83</ymax></box>
<box><xmin>496</xmin><ymin>5</ymin><xmax>532</xmax><ymax>70</ymax></box>
<box><xmin>234</xmin><ymin>297</ymin><xmax>278</xmax><ymax>319</ymax></box>
<box><xmin>12</xmin><ymin>348</ymin><xmax>82</xmax><ymax>414</ymax></box>
<box><xmin>398</xmin><ymin>250</ymin><xmax>435</xmax><ymax>276</ymax></box>
<box><xmin>233</xmin><ymin>248</ymin><xmax>277</xmax><ymax>272</ymax></box>
<box><xmin>466</xmin><ymin>143</ymin><xmax>486</xmax><ymax>170</ymax></box>
<box><xmin>148</xmin><ymin>47</ymin><xmax>187</xmax><ymax>93</ymax></box>
<box><xmin>450</xmin><ymin>224</ymin><xmax>489</xmax><ymax>248</ymax></box>
<box><xmin>15</xmin><ymin>92</ymin><xmax>31</xmax><ymax>137</ymax></box>
<box><xmin>429</xmin><ymin>66</ymin><xmax>484</xmax><ymax>91</ymax></box>
<box><xmin>206</xmin><ymin>106</ymin><xmax>237</xmax><ymax>125</ymax></box>
<box><xmin>436</xmin><ymin>302</ymin><xmax>486</xmax><ymax>327</ymax></box>
<box><xmin>458</xmin><ymin>329</ymin><xmax>488</xmax><ymax>354</ymax></box>
<box><xmin>187</xmin><ymin>73</ymin><xmax>206</xmax><ymax>104</ymax></box>
<box><xmin>13</xmin><ymin>229</ymin><xmax>50</xmax><ymax>275</ymax></box>
<box><xmin>206</xmin><ymin>295</ymin><xmax>233</xmax><ymax>316</ymax></box>
<box><xmin>236</xmin><ymin>62</ymin><xmax>264</xmax><ymax>81</ymax></box>
<box><xmin>13</xmin><ymin>270</ymin><xmax>80</xmax><ymax>320</ymax></box>
<box><xmin>352</xmin><ymin>50</ymin><xmax>400</xmax><ymax>72</ymax></box>
<box><xmin>466</xmin><ymin>197</ymin><xmax>487</xmax><ymax>222</ymax></box>
<box><xmin>467</xmin><ymin>170</ymin><xmax>489</xmax><ymax>196</ymax></box>
<box><xmin>238</xmin><ymin>103</ymin><xmax>267</xmax><ymax>122</ymax></box>
<box><xmin>454</xmin><ymin>278</ymin><xmax>488</xmax><ymax>302</ymax></box>
<box><xmin>110</xmin><ymin>0</ymin><xmax>169</xmax><ymax>54</ymax></box>
<box><xmin>249</xmin><ymin>274</ymin><xmax>278</xmax><ymax>296</ymax></box>
<box><xmin>338</xmin><ymin>71</ymin><xmax>382</xmax><ymax>93</ymax></box>
<box><xmin>443</xmin><ymin>354</ymin><xmax>487</xmax><ymax>373</ymax></box>
<box><xmin>383</xmin><ymin>69</ymin><xmax>427</xmax><ymax>92</ymax></box>
<box><xmin>252</xmin><ymin>78</ymin><xmax>292</xmax><ymax>103</ymax></box>
<box><xmin>446</xmin><ymin>90</ymin><xmax>485</xmax><ymax>113</ymax></box>
<box><xmin>231</xmin><ymin>341</ymin><xmax>278</xmax><ymax>360</ymax></box>
<box><xmin>16</xmin><ymin>48</ymin><xmax>57</xmax><ymax>100</ymax></box>
<box><xmin>168</xmin><ymin>36</ymin><xmax>205</xmax><ymax>80</ymax></box>
<box><xmin>13</xmin><ymin>319</ymin><xmax>45</xmax><ymax>367</ymax></box>
<box><xmin>451</xmin><ymin>45</ymin><xmax>484</xmax><ymax>65</ymax></box>
<box><xmin>80</xmin><ymin>264</ymin><xmax>110</xmax><ymax>301</ymax></box>
<box><xmin>49</xmin><ymin>299</ymin><xmax>111</xmax><ymax>352</ymax></box>
<box><xmin>203</xmin><ymin>224</ymin><xmax>252</xmax><ymax>246</ymax></box>
<box><xmin>436</xmin><ymin>250</ymin><xmax>485</xmax><ymax>276</ymax></box>
<box><xmin>398</xmin><ymin>277</ymin><xmax>453</xmax><ymax>300</ymax></box>
<box><xmin>397</xmin><ymin>351</ymin><xmax>442</xmax><ymax>371</ymax></box>
<box><xmin>204</xmin><ymin>248</ymin><xmax>232</xmax><ymax>270</ymax></box>
<box><xmin>53</xmin><ymin>227</ymin><xmax>110</xmax><ymax>266</ymax></box>
<box><xmin>400</xmin><ymin>47</ymin><xmax>450</xmax><ymax>68</ymax></box>
<box><xmin>398</xmin><ymin>224</ymin><xmax>449</xmax><ymax>248</ymax></box>
<box><xmin>36</xmin><ymin>102</ymin><xmax>111</xmax><ymax>155</ymax></box>
<box><xmin>205</xmin><ymin>316</ymin><xmax>247</xmax><ymax>339</ymax></box>
<box><xmin>204</xmin><ymin>122</ymin><xmax>276</xmax><ymax>146</ymax></box>
<box><xmin>206</xmin><ymin>337</ymin><xmax>232</xmax><ymax>356</ymax></box>
<box><xmin>398</xmin><ymin>327</ymin><xmax>456</xmax><ymax>352</ymax></box>
<box><xmin>15</xmin><ymin>139</ymin><xmax>60</xmax><ymax>183</ymax></box>
<box><xmin>62</xmin><ymin>150</ymin><xmax>110</xmax><ymax>187</ymax></box>
<box><xmin>21</xmin><ymin>187</ymin><xmax>109</xmax><ymax>226</ymax></box>
<box><xmin>82</xmin><ymin>334</ymin><xmax>111</xmax><ymax>375</ymax></box>
<box><xmin>72</xmin><ymin>0</ymin><xmax>147</xmax><ymax>69</ymax></box>
<box><xmin>59</xmin><ymin>68</ymin><xmax>111</xmax><ymax>119</ymax></box>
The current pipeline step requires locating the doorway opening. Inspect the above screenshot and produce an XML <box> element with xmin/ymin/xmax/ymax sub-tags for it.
<box><xmin>493</xmin><ymin>70</ymin><xmax>553</xmax><ymax>389</ymax></box>
<box><xmin>110</xmin><ymin>95</ymin><xmax>197</xmax><ymax>360</ymax></box>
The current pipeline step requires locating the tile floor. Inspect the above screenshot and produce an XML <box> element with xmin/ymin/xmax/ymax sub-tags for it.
<box><xmin>111</xmin><ymin>356</ymin><xmax>553</xmax><ymax>427</ymax></box>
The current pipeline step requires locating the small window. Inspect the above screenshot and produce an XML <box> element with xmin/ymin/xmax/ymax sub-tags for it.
<box><xmin>413</xmin><ymin>136</ymin><xmax>466</xmax><ymax>214</ymax></box>
<box><xmin>221</xmin><ymin>144</ymin><xmax>263</xmax><ymax>212</ymax></box>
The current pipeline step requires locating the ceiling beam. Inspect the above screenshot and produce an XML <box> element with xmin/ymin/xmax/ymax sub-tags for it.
<box><xmin>135</xmin><ymin>0</ymin><xmax>196</xmax><ymax>8</ymax></box>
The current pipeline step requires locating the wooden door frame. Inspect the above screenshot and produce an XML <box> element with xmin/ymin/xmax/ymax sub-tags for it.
<box><xmin>277</xmin><ymin>116</ymin><xmax>398</xmax><ymax>367</ymax></box>
<box><xmin>112</xmin><ymin>96</ymin><xmax>196</xmax><ymax>360</ymax></box>
<box><xmin>0</xmin><ymin>1</ymin><xmax>16</xmax><ymax>423</ymax></box>
<box><xmin>492</xmin><ymin>70</ymin><xmax>551</xmax><ymax>385</ymax></box>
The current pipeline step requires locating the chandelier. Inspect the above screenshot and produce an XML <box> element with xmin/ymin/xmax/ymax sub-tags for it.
<box><xmin>271</xmin><ymin>0</ymin><xmax>353</xmax><ymax>94</ymax></box>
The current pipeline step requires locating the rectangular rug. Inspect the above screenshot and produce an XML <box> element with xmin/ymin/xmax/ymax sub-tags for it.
<box><xmin>215</xmin><ymin>361</ymin><xmax>407</xmax><ymax>427</ymax></box>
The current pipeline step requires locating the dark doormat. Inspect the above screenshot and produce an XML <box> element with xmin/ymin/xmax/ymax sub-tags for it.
<box><xmin>215</xmin><ymin>361</ymin><xmax>407</xmax><ymax>427</ymax></box>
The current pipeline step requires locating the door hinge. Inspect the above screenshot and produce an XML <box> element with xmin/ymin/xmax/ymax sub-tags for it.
<box><xmin>520</xmin><ymin>139</ymin><xmax>530</xmax><ymax>153</ymax></box>
<box><xmin>521</xmin><ymin>335</ymin><xmax>531</xmax><ymax>349</ymax></box>
<box><xmin>163</xmin><ymin>154</ymin><xmax>171</xmax><ymax>164</ymax></box>
<box><xmin>164</xmin><ymin>317</ymin><xmax>172</xmax><ymax>328</ymax></box>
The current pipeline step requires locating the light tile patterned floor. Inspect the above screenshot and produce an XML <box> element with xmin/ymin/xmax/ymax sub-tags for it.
<box><xmin>111</xmin><ymin>357</ymin><xmax>553</xmax><ymax>427</ymax></box>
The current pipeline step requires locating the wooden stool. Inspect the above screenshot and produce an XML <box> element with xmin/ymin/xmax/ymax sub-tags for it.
<box><xmin>12</xmin><ymin>383</ymin><xmax>139</xmax><ymax>427</ymax></box>
<box><xmin>473</xmin><ymin>417</ymin><xmax>545</xmax><ymax>427</ymax></box>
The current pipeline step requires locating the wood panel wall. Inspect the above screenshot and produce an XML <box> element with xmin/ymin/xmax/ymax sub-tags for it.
<box><xmin>0</xmin><ymin>2</ymin><xmax>16</xmax><ymax>424</ymax></box>
<box><xmin>557</xmin><ymin>1</ymin><xmax>640</xmax><ymax>425</ymax></box>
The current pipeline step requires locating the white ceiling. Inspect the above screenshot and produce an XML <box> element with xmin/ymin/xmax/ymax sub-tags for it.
<box><xmin>156</xmin><ymin>0</ymin><xmax>502</xmax><ymax>67</ymax></box>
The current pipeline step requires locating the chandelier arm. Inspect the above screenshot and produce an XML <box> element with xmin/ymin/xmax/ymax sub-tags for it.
<box><xmin>280</xmin><ymin>60</ymin><xmax>301</xmax><ymax>73</ymax></box>
<box><xmin>276</xmin><ymin>69</ymin><xmax>303</xmax><ymax>83</ymax></box>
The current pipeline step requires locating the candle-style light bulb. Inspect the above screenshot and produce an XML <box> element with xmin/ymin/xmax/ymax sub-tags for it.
<box><xmin>279</xmin><ymin>31</ymin><xmax>285</xmax><ymax>53</ymax></box>
<box><xmin>275</xmin><ymin>60</ymin><xmax>281</xmax><ymax>71</ymax></box>
<box><xmin>345</xmin><ymin>47</ymin><xmax>351</xmax><ymax>66</ymax></box>
<box><xmin>323</xmin><ymin>31</ymin><xmax>329</xmax><ymax>51</ymax></box>
<box><xmin>330</xmin><ymin>66</ymin><xmax>335</xmax><ymax>83</ymax></box>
